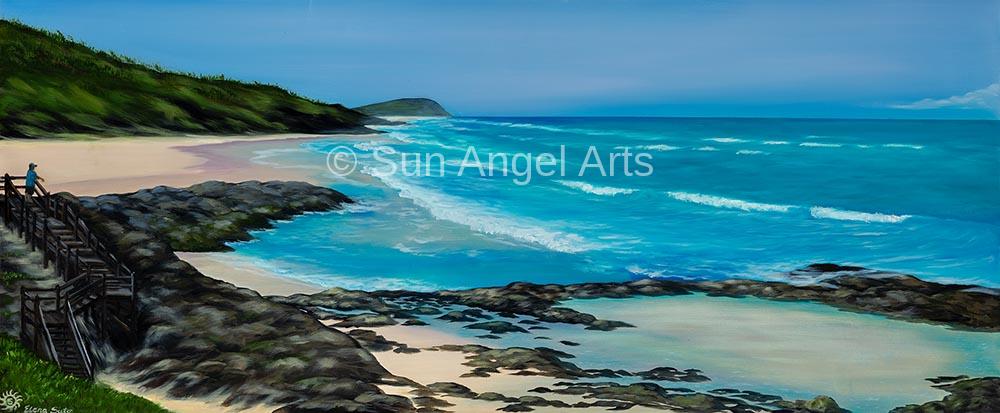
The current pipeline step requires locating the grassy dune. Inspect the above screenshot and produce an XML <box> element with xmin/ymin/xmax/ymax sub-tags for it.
<box><xmin>0</xmin><ymin>19</ymin><xmax>373</xmax><ymax>139</ymax></box>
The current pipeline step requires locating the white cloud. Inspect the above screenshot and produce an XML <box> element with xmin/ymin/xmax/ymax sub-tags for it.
<box><xmin>891</xmin><ymin>82</ymin><xmax>1000</xmax><ymax>116</ymax></box>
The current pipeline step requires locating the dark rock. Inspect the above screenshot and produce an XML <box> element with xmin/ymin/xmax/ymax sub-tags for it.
<box><xmin>436</xmin><ymin>311</ymin><xmax>478</xmax><ymax>323</ymax></box>
<box><xmin>585</xmin><ymin>319</ymin><xmax>636</xmax><ymax>331</ymax></box>
<box><xmin>464</xmin><ymin>321</ymin><xmax>529</xmax><ymax>334</ymax></box>
<box><xmin>777</xmin><ymin>395</ymin><xmax>849</xmax><ymax>413</ymax></box>
<box><xmin>402</xmin><ymin>319</ymin><xmax>428</xmax><ymax>326</ymax></box>
<box><xmin>334</xmin><ymin>313</ymin><xmax>398</xmax><ymax>328</ymax></box>
<box><xmin>425</xmin><ymin>382</ymin><xmax>476</xmax><ymax>398</ymax></box>
<box><xmin>69</xmin><ymin>182</ymin><xmax>412</xmax><ymax>412</ymax></box>
<box><xmin>636</xmin><ymin>366</ymin><xmax>711</xmax><ymax>382</ymax></box>
<box><xmin>890</xmin><ymin>377</ymin><xmax>1000</xmax><ymax>413</ymax></box>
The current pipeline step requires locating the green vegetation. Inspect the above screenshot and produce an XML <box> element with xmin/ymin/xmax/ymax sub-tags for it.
<box><xmin>0</xmin><ymin>271</ymin><xmax>32</xmax><ymax>288</ymax></box>
<box><xmin>0</xmin><ymin>19</ymin><xmax>374</xmax><ymax>139</ymax></box>
<box><xmin>0</xmin><ymin>335</ymin><xmax>168</xmax><ymax>412</ymax></box>
<box><xmin>355</xmin><ymin>97</ymin><xmax>450</xmax><ymax>117</ymax></box>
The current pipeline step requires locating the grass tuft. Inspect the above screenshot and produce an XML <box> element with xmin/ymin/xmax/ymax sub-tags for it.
<box><xmin>0</xmin><ymin>335</ymin><xmax>168</xmax><ymax>412</ymax></box>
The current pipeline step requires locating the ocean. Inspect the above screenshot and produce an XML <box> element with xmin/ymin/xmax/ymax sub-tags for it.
<box><xmin>230</xmin><ymin>117</ymin><xmax>1000</xmax><ymax>290</ymax></box>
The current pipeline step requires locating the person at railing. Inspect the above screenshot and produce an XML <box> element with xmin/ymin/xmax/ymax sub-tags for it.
<box><xmin>25</xmin><ymin>162</ymin><xmax>43</xmax><ymax>197</ymax></box>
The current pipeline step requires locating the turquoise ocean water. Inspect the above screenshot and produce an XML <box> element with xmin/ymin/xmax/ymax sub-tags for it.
<box><xmin>232</xmin><ymin>117</ymin><xmax>1000</xmax><ymax>290</ymax></box>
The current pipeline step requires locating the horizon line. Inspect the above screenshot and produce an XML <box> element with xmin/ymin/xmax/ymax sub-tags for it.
<box><xmin>455</xmin><ymin>114</ymin><xmax>1000</xmax><ymax>122</ymax></box>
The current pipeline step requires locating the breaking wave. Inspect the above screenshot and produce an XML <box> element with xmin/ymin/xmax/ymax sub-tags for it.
<box><xmin>810</xmin><ymin>207</ymin><xmax>911</xmax><ymax>223</ymax></box>
<box><xmin>556</xmin><ymin>180</ymin><xmax>637</xmax><ymax>196</ymax></box>
<box><xmin>372</xmin><ymin>171</ymin><xmax>592</xmax><ymax>253</ymax></box>
<box><xmin>667</xmin><ymin>192</ymin><xmax>795</xmax><ymax>213</ymax></box>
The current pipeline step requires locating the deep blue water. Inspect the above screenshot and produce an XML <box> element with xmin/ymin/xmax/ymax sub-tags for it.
<box><xmin>232</xmin><ymin>117</ymin><xmax>1000</xmax><ymax>290</ymax></box>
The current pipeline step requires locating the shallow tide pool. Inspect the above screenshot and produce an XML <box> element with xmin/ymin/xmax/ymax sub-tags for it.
<box><xmin>404</xmin><ymin>293</ymin><xmax>1000</xmax><ymax>412</ymax></box>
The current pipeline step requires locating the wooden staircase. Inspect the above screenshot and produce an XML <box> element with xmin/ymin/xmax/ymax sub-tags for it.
<box><xmin>2</xmin><ymin>173</ymin><xmax>137</xmax><ymax>379</ymax></box>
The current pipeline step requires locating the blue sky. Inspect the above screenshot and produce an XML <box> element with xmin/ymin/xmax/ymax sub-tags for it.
<box><xmin>2</xmin><ymin>0</ymin><xmax>998</xmax><ymax>118</ymax></box>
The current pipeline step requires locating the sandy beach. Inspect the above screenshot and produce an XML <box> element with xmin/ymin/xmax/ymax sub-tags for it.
<box><xmin>176</xmin><ymin>252</ymin><xmax>328</xmax><ymax>296</ymax></box>
<box><xmin>0</xmin><ymin>133</ymin><xmax>373</xmax><ymax>196</ymax></box>
<box><xmin>178</xmin><ymin>251</ymin><xmax>621</xmax><ymax>413</ymax></box>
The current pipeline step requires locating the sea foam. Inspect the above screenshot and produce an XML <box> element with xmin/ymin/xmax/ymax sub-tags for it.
<box><xmin>639</xmin><ymin>144</ymin><xmax>681</xmax><ymax>151</ymax></box>
<box><xmin>372</xmin><ymin>171</ymin><xmax>591</xmax><ymax>253</ymax></box>
<box><xmin>667</xmin><ymin>192</ymin><xmax>794</xmax><ymax>213</ymax></box>
<box><xmin>884</xmin><ymin>143</ymin><xmax>924</xmax><ymax>150</ymax></box>
<box><xmin>705</xmin><ymin>137</ymin><xmax>747</xmax><ymax>143</ymax></box>
<box><xmin>556</xmin><ymin>180</ymin><xmax>637</xmax><ymax>196</ymax></box>
<box><xmin>810</xmin><ymin>207</ymin><xmax>911</xmax><ymax>223</ymax></box>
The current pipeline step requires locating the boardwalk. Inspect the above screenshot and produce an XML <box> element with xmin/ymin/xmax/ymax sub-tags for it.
<box><xmin>2</xmin><ymin>173</ymin><xmax>137</xmax><ymax>379</ymax></box>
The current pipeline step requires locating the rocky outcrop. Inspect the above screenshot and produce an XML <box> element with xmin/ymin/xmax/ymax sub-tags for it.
<box><xmin>890</xmin><ymin>377</ymin><xmax>1000</xmax><ymax>413</ymax></box>
<box><xmin>81</xmin><ymin>180</ymin><xmax>351</xmax><ymax>252</ymax></box>
<box><xmin>693</xmin><ymin>264</ymin><xmax>1000</xmax><ymax>331</ymax></box>
<box><xmin>276</xmin><ymin>263</ymin><xmax>999</xmax><ymax>334</ymax></box>
<box><xmin>354</xmin><ymin>98</ymin><xmax>450</xmax><ymax>117</ymax></box>
<box><xmin>67</xmin><ymin>181</ymin><xmax>412</xmax><ymax>412</ymax></box>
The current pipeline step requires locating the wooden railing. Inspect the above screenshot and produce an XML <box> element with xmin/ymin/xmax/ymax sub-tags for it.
<box><xmin>3</xmin><ymin>173</ymin><xmax>136</xmax><ymax>379</ymax></box>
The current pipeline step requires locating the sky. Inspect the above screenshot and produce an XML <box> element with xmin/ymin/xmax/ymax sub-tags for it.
<box><xmin>1</xmin><ymin>0</ymin><xmax>998</xmax><ymax>118</ymax></box>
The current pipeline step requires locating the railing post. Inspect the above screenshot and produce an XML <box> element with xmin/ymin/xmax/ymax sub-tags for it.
<box><xmin>19</xmin><ymin>290</ymin><xmax>27</xmax><ymax>344</ymax></box>
<box><xmin>19</xmin><ymin>188</ymin><xmax>26</xmax><ymax>239</ymax></box>
<box><xmin>33</xmin><ymin>299</ymin><xmax>41</xmax><ymax>354</ymax></box>
<box><xmin>42</xmin><ymin>220</ymin><xmax>49</xmax><ymax>269</ymax></box>
<box><xmin>2</xmin><ymin>174</ymin><xmax>8</xmax><ymax>224</ymax></box>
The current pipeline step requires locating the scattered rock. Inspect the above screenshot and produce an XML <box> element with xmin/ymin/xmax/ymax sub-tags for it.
<box><xmin>437</xmin><ymin>311</ymin><xmax>479</xmax><ymax>323</ymax></box>
<box><xmin>636</xmin><ymin>366</ymin><xmax>711</xmax><ymax>382</ymax></box>
<box><xmin>334</xmin><ymin>313</ymin><xmax>398</xmax><ymax>328</ymax></box>
<box><xmin>464</xmin><ymin>321</ymin><xmax>529</xmax><ymax>334</ymax></box>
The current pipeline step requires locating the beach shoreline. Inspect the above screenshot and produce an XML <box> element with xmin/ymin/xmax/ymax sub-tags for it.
<box><xmin>4</xmin><ymin>124</ymin><xmax>996</xmax><ymax>413</ymax></box>
<box><xmin>0</xmin><ymin>132</ymin><xmax>378</xmax><ymax>196</ymax></box>
<box><xmin>176</xmin><ymin>251</ymin><xmax>327</xmax><ymax>296</ymax></box>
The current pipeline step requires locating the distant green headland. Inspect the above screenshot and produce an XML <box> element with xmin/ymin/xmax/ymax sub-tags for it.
<box><xmin>355</xmin><ymin>98</ymin><xmax>451</xmax><ymax>117</ymax></box>
<box><xmin>0</xmin><ymin>19</ymin><xmax>380</xmax><ymax>139</ymax></box>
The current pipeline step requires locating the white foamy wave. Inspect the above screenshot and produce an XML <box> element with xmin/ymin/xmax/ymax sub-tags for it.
<box><xmin>508</xmin><ymin>123</ymin><xmax>567</xmax><ymax>133</ymax></box>
<box><xmin>372</xmin><ymin>171</ymin><xmax>591</xmax><ymax>253</ymax></box>
<box><xmin>387</xmin><ymin>131</ymin><xmax>415</xmax><ymax>143</ymax></box>
<box><xmin>619</xmin><ymin>144</ymin><xmax>680</xmax><ymax>151</ymax></box>
<box><xmin>556</xmin><ymin>180</ymin><xmax>637</xmax><ymax>196</ymax></box>
<box><xmin>736</xmin><ymin>150</ymin><xmax>766</xmax><ymax>155</ymax></box>
<box><xmin>334</xmin><ymin>202</ymin><xmax>382</xmax><ymax>215</ymax></box>
<box><xmin>884</xmin><ymin>143</ymin><xmax>924</xmax><ymax>150</ymax></box>
<box><xmin>810</xmin><ymin>207</ymin><xmax>911</xmax><ymax>223</ymax></box>
<box><xmin>667</xmin><ymin>192</ymin><xmax>794</xmax><ymax>213</ymax></box>
<box><xmin>694</xmin><ymin>146</ymin><xmax>719</xmax><ymax>151</ymax></box>
<box><xmin>763</xmin><ymin>140</ymin><xmax>789</xmax><ymax>145</ymax></box>
<box><xmin>704</xmin><ymin>137</ymin><xmax>747</xmax><ymax>143</ymax></box>
<box><xmin>800</xmin><ymin>142</ymin><xmax>842</xmax><ymax>148</ymax></box>
<box><xmin>626</xmin><ymin>265</ymin><xmax>665</xmax><ymax>278</ymax></box>
<box><xmin>639</xmin><ymin>144</ymin><xmax>680</xmax><ymax>151</ymax></box>
<box><xmin>353</xmin><ymin>141</ymin><xmax>393</xmax><ymax>152</ymax></box>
